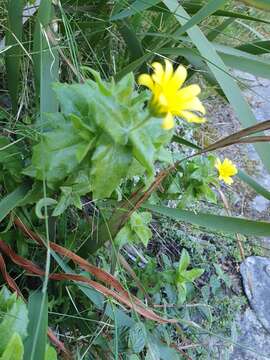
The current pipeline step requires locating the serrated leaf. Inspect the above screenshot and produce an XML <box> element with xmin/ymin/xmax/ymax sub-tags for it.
<box><xmin>90</xmin><ymin>135</ymin><xmax>132</xmax><ymax>199</ymax></box>
<box><xmin>129</xmin><ymin>322</ymin><xmax>147</xmax><ymax>354</ymax></box>
<box><xmin>0</xmin><ymin>333</ymin><xmax>24</xmax><ymax>360</ymax></box>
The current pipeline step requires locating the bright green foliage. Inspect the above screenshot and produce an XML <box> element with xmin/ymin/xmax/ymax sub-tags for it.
<box><xmin>115</xmin><ymin>211</ymin><xmax>152</xmax><ymax>248</ymax></box>
<box><xmin>0</xmin><ymin>288</ymin><xmax>57</xmax><ymax>360</ymax></box>
<box><xmin>0</xmin><ymin>333</ymin><xmax>24</xmax><ymax>360</ymax></box>
<box><xmin>165</xmin><ymin>155</ymin><xmax>218</xmax><ymax>206</ymax></box>
<box><xmin>176</xmin><ymin>249</ymin><xmax>204</xmax><ymax>304</ymax></box>
<box><xmin>0</xmin><ymin>287</ymin><xmax>28</xmax><ymax>355</ymax></box>
<box><xmin>27</xmin><ymin>72</ymin><xmax>171</xmax><ymax>200</ymax></box>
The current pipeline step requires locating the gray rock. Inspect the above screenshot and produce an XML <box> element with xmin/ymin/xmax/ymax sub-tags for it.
<box><xmin>252</xmin><ymin>196</ymin><xmax>270</xmax><ymax>213</ymax></box>
<box><xmin>230</xmin><ymin>308</ymin><xmax>270</xmax><ymax>360</ymax></box>
<box><xmin>240</xmin><ymin>256</ymin><xmax>270</xmax><ymax>333</ymax></box>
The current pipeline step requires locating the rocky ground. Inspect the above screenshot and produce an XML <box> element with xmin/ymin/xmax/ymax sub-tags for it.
<box><xmin>207</xmin><ymin>72</ymin><xmax>270</xmax><ymax>359</ymax></box>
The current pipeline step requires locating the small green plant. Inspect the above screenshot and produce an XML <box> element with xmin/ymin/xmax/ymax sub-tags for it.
<box><xmin>176</xmin><ymin>249</ymin><xmax>204</xmax><ymax>304</ymax></box>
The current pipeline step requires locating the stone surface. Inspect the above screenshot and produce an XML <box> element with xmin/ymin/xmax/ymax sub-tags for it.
<box><xmin>230</xmin><ymin>308</ymin><xmax>270</xmax><ymax>360</ymax></box>
<box><xmin>240</xmin><ymin>256</ymin><xmax>270</xmax><ymax>333</ymax></box>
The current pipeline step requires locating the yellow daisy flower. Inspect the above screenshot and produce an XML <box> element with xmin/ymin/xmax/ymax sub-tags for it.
<box><xmin>138</xmin><ymin>59</ymin><xmax>206</xmax><ymax>130</ymax></box>
<box><xmin>215</xmin><ymin>158</ymin><xmax>238</xmax><ymax>185</ymax></box>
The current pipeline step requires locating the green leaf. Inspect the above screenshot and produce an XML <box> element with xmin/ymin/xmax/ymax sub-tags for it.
<box><xmin>110</xmin><ymin>0</ymin><xmax>160</xmax><ymax>21</ymax></box>
<box><xmin>129</xmin><ymin>322</ymin><xmax>147</xmax><ymax>354</ymax></box>
<box><xmin>173</xmin><ymin>0</ymin><xmax>227</xmax><ymax>37</ymax></box>
<box><xmin>162</xmin><ymin>0</ymin><xmax>270</xmax><ymax>174</ymax></box>
<box><xmin>130</xmin><ymin>212</ymin><xmax>152</xmax><ymax>247</ymax></box>
<box><xmin>0</xmin><ymin>136</ymin><xmax>23</xmax><ymax>182</ymax></box>
<box><xmin>214</xmin><ymin>43</ymin><xmax>270</xmax><ymax>79</ymax></box>
<box><xmin>130</xmin><ymin>128</ymin><xmax>155</xmax><ymax>176</ymax></box>
<box><xmin>33</xmin><ymin>0</ymin><xmax>59</xmax><ymax>117</ymax></box>
<box><xmin>237</xmin><ymin>170</ymin><xmax>270</xmax><ymax>201</ymax></box>
<box><xmin>90</xmin><ymin>135</ymin><xmax>132</xmax><ymax>199</ymax></box>
<box><xmin>5</xmin><ymin>0</ymin><xmax>24</xmax><ymax>113</ymax></box>
<box><xmin>144</xmin><ymin>204</ymin><xmax>270</xmax><ymax>237</ymax></box>
<box><xmin>0</xmin><ymin>290</ymin><xmax>28</xmax><ymax>354</ymax></box>
<box><xmin>0</xmin><ymin>333</ymin><xmax>24</xmax><ymax>360</ymax></box>
<box><xmin>115</xmin><ymin>224</ymin><xmax>134</xmax><ymax>248</ymax></box>
<box><xmin>0</xmin><ymin>184</ymin><xmax>30</xmax><ymax>222</ymax></box>
<box><xmin>236</xmin><ymin>40</ymin><xmax>270</xmax><ymax>55</ymax></box>
<box><xmin>35</xmin><ymin>197</ymin><xmax>57</xmax><ymax>219</ymax></box>
<box><xmin>44</xmin><ymin>345</ymin><xmax>57</xmax><ymax>360</ymax></box>
<box><xmin>178</xmin><ymin>249</ymin><xmax>190</xmax><ymax>273</ymax></box>
<box><xmin>172</xmin><ymin>135</ymin><xmax>201</xmax><ymax>150</ymax></box>
<box><xmin>182</xmin><ymin>268</ymin><xmax>204</xmax><ymax>282</ymax></box>
<box><xmin>30</xmin><ymin>115</ymin><xmax>90</xmax><ymax>186</ymax></box>
<box><xmin>24</xmin><ymin>291</ymin><xmax>48</xmax><ymax>360</ymax></box>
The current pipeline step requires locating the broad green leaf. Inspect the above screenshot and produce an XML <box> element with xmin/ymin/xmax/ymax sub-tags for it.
<box><xmin>162</xmin><ymin>0</ymin><xmax>270</xmax><ymax>174</ymax></box>
<box><xmin>0</xmin><ymin>184</ymin><xmax>30</xmax><ymax>222</ymax></box>
<box><xmin>130</xmin><ymin>212</ymin><xmax>152</xmax><ymax>247</ymax></box>
<box><xmin>237</xmin><ymin>170</ymin><xmax>270</xmax><ymax>201</ymax></box>
<box><xmin>115</xmin><ymin>224</ymin><xmax>134</xmax><ymax>248</ymax></box>
<box><xmin>118</xmin><ymin>21</ymin><xmax>144</xmax><ymax>62</ymax></box>
<box><xmin>178</xmin><ymin>249</ymin><xmax>190</xmax><ymax>273</ymax></box>
<box><xmin>0</xmin><ymin>294</ymin><xmax>28</xmax><ymax>354</ymax></box>
<box><xmin>0</xmin><ymin>333</ymin><xmax>24</xmax><ymax>360</ymax></box>
<box><xmin>45</xmin><ymin>345</ymin><xmax>57</xmax><ymax>360</ymax></box>
<box><xmin>130</xmin><ymin>128</ymin><xmax>155</xmax><ymax>176</ymax></box>
<box><xmin>90</xmin><ymin>135</ymin><xmax>132</xmax><ymax>199</ymax></box>
<box><xmin>129</xmin><ymin>322</ymin><xmax>147</xmax><ymax>354</ymax></box>
<box><xmin>5</xmin><ymin>0</ymin><xmax>24</xmax><ymax>113</ymax></box>
<box><xmin>144</xmin><ymin>204</ymin><xmax>270</xmax><ymax>237</ymax></box>
<box><xmin>24</xmin><ymin>291</ymin><xmax>48</xmax><ymax>360</ymax></box>
<box><xmin>29</xmin><ymin>115</ymin><xmax>90</xmax><ymax>186</ymax></box>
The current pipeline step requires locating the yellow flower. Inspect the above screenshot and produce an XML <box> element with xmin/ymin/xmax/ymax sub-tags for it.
<box><xmin>138</xmin><ymin>59</ymin><xmax>206</xmax><ymax>130</ymax></box>
<box><xmin>215</xmin><ymin>158</ymin><xmax>238</xmax><ymax>185</ymax></box>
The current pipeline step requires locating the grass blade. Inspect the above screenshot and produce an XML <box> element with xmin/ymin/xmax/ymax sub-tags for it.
<box><xmin>24</xmin><ymin>291</ymin><xmax>48</xmax><ymax>360</ymax></box>
<box><xmin>5</xmin><ymin>0</ymin><xmax>24</xmax><ymax>114</ymax></box>
<box><xmin>33</xmin><ymin>0</ymin><xmax>59</xmax><ymax>120</ymax></box>
<box><xmin>144</xmin><ymin>204</ymin><xmax>270</xmax><ymax>237</ymax></box>
<box><xmin>0</xmin><ymin>184</ymin><xmax>29</xmax><ymax>222</ymax></box>
<box><xmin>237</xmin><ymin>170</ymin><xmax>270</xmax><ymax>201</ymax></box>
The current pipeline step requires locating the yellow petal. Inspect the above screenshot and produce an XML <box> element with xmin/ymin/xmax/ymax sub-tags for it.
<box><xmin>179</xmin><ymin>110</ymin><xmax>206</xmax><ymax>123</ymax></box>
<box><xmin>162</xmin><ymin>113</ymin><xmax>174</xmax><ymax>130</ymax></box>
<box><xmin>176</xmin><ymin>84</ymin><xmax>201</xmax><ymax>101</ymax></box>
<box><xmin>138</xmin><ymin>74</ymin><xmax>154</xmax><ymax>90</ymax></box>
<box><xmin>164</xmin><ymin>59</ymin><xmax>173</xmax><ymax>82</ymax></box>
<box><xmin>170</xmin><ymin>64</ymin><xmax>187</xmax><ymax>89</ymax></box>
<box><xmin>174</xmin><ymin>97</ymin><xmax>206</xmax><ymax>115</ymax></box>
<box><xmin>223</xmin><ymin>176</ymin><xmax>234</xmax><ymax>185</ymax></box>
<box><xmin>152</xmin><ymin>62</ymin><xmax>164</xmax><ymax>84</ymax></box>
